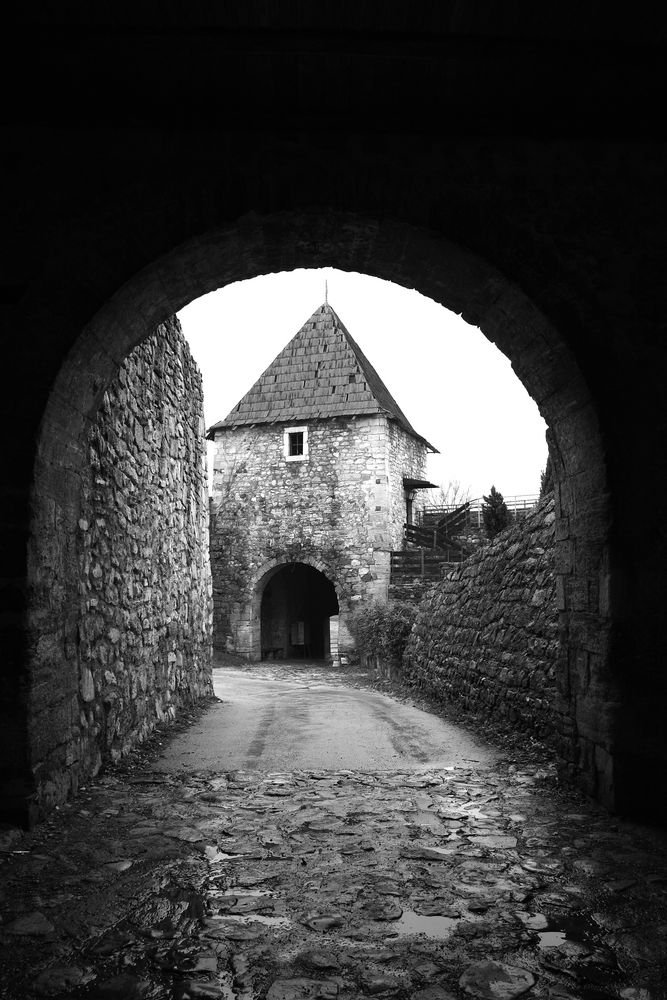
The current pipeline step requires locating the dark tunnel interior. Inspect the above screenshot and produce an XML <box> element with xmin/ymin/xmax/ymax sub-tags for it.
<box><xmin>260</xmin><ymin>563</ymin><xmax>339</xmax><ymax>661</ymax></box>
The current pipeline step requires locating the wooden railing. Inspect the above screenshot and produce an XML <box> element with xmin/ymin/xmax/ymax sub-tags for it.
<box><xmin>419</xmin><ymin>494</ymin><xmax>539</xmax><ymax>530</ymax></box>
<box><xmin>404</xmin><ymin>499</ymin><xmax>472</xmax><ymax>552</ymax></box>
<box><xmin>402</xmin><ymin>494</ymin><xmax>539</xmax><ymax>556</ymax></box>
<box><xmin>404</xmin><ymin>521</ymin><xmax>468</xmax><ymax>552</ymax></box>
<box><xmin>390</xmin><ymin>549</ymin><xmax>463</xmax><ymax>580</ymax></box>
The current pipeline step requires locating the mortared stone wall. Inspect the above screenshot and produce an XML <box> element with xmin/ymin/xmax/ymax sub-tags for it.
<box><xmin>210</xmin><ymin>414</ymin><xmax>428</xmax><ymax>659</ymax></box>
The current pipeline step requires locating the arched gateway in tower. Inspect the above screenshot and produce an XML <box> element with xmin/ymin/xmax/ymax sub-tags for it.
<box><xmin>207</xmin><ymin>301</ymin><xmax>437</xmax><ymax>662</ymax></box>
<box><xmin>260</xmin><ymin>562</ymin><xmax>339</xmax><ymax>661</ymax></box>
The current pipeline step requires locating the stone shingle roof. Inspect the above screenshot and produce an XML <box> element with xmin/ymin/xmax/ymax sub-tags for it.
<box><xmin>206</xmin><ymin>303</ymin><xmax>437</xmax><ymax>451</ymax></box>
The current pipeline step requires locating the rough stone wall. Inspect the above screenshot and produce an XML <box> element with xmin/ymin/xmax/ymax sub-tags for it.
<box><xmin>387</xmin><ymin>421</ymin><xmax>431</xmax><ymax>542</ymax></box>
<box><xmin>403</xmin><ymin>497</ymin><xmax>560</xmax><ymax>740</ymax></box>
<box><xmin>56</xmin><ymin>318</ymin><xmax>212</xmax><ymax>804</ymax></box>
<box><xmin>388</xmin><ymin>578</ymin><xmax>438</xmax><ymax>606</ymax></box>
<box><xmin>210</xmin><ymin>414</ymin><xmax>427</xmax><ymax>658</ymax></box>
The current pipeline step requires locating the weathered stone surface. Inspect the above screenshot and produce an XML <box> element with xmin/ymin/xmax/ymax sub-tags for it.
<box><xmin>90</xmin><ymin>973</ymin><xmax>149</xmax><ymax>998</ymax></box>
<box><xmin>6</xmin><ymin>911</ymin><xmax>54</xmax><ymax>936</ymax></box>
<box><xmin>459</xmin><ymin>961</ymin><xmax>535</xmax><ymax>999</ymax></box>
<box><xmin>210</xmin><ymin>413</ymin><xmax>428</xmax><ymax>660</ymax></box>
<box><xmin>411</xmin><ymin>989</ymin><xmax>458</xmax><ymax>1000</ymax></box>
<box><xmin>80</xmin><ymin>666</ymin><xmax>95</xmax><ymax>702</ymax></box>
<box><xmin>403</xmin><ymin>498</ymin><xmax>559</xmax><ymax>741</ymax></box>
<box><xmin>266</xmin><ymin>979</ymin><xmax>339</xmax><ymax>999</ymax></box>
<box><xmin>48</xmin><ymin>319</ymin><xmax>213</xmax><ymax>803</ymax></box>
<box><xmin>2</xmin><ymin>665</ymin><xmax>667</xmax><ymax>999</ymax></box>
<box><xmin>31</xmin><ymin>966</ymin><xmax>93</xmax><ymax>995</ymax></box>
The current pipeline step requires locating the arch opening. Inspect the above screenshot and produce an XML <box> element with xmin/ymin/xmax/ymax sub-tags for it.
<box><xmin>259</xmin><ymin>563</ymin><xmax>339</xmax><ymax>661</ymax></box>
<box><xmin>15</xmin><ymin>209</ymin><xmax>628</xmax><ymax>824</ymax></box>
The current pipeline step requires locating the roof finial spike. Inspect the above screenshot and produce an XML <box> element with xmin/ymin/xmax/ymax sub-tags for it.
<box><xmin>325</xmin><ymin>278</ymin><xmax>328</xmax><ymax>305</ymax></box>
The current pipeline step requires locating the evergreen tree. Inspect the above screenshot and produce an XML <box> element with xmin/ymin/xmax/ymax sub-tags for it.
<box><xmin>482</xmin><ymin>485</ymin><xmax>510</xmax><ymax>539</ymax></box>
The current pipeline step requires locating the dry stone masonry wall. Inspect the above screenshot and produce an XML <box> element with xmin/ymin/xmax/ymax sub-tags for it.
<box><xmin>72</xmin><ymin>318</ymin><xmax>212</xmax><ymax>799</ymax></box>
<box><xmin>403</xmin><ymin>497</ymin><xmax>560</xmax><ymax>741</ymax></box>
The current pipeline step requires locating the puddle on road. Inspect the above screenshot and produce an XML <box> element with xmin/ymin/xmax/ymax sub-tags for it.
<box><xmin>534</xmin><ymin>912</ymin><xmax>625</xmax><ymax>999</ymax></box>
<box><xmin>205</xmin><ymin>845</ymin><xmax>245</xmax><ymax>862</ymax></box>
<box><xmin>536</xmin><ymin>911</ymin><xmax>600</xmax><ymax>950</ymax></box>
<box><xmin>538</xmin><ymin>929</ymin><xmax>567</xmax><ymax>948</ymax></box>
<box><xmin>392</xmin><ymin>908</ymin><xmax>459</xmax><ymax>938</ymax></box>
<box><xmin>212</xmin><ymin>913</ymin><xmax>291</xmax><ymax>928</ymax></box>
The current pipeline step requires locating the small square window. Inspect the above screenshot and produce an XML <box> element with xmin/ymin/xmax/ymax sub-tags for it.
<box><xmin>284</xmin><ymin>425</ymin><xmax>308</xmax><ymax>462</ymax></box>
<box><xmin>288</xmin><ymin>431</ymin><xmax>304</xmax><ymax>456</ymax></box>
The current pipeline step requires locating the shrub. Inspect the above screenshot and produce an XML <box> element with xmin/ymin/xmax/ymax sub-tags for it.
<box><xmin>347</xmin><ymin>600</ymin><xmax>418</xmax><ymax>663</ymax></box>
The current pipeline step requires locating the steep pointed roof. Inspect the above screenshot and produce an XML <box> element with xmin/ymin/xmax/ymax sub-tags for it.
<box><xmin>207</xmin><ymin>303</ymin><xmax>437</xmax><ymax>451</ymax></box>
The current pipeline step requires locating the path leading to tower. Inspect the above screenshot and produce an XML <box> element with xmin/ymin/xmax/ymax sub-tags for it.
<box><xmin>1</xmin><ymin>664</ymin><xmax>666</xmax><ymax>999</ymax></box>
<box><xmin>153</xmin><ymin>664</ymin><xmax>493</xmax><ymax>774</ymax></box>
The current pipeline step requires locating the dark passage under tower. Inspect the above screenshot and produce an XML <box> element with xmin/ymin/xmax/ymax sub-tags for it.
<box><xmin>260</xmin><ymin>563</ymin><xmax>339</xmax><ymax>660</ymax></box>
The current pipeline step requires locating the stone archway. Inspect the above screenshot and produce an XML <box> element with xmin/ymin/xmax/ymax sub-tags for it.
<box><xmin>20</xmin><ymin>211</ymin><xmax>617</xmax><ymax>819</ymax></box>
<box><xmin>259</xmin><ymin>563</ymin><xmax>340</xmax><ymax>662</ymax></box>
<box><xmin>239</xmin><ymin>556</ymin><xmax>344</xmax><ymax>664</ymax></box>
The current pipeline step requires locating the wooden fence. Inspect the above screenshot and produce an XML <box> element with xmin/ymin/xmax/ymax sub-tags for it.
<box><xmin>419</xmin><ymin>494</ymin><xmax>539</xmax><ymax>531</ymax></box>
<box><xmin>390</xmin><ymin>549</ymin><xmax>463</xmax><ymax>580</ymax></box>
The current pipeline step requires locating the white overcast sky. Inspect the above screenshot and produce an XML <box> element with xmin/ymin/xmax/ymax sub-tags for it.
<box><xmin>178</xmin><ymin>268</ymin><xmax>548</xmax><ymax>501</ymax></box>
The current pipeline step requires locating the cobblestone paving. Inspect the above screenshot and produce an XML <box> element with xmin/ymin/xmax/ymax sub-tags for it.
<box><xmin>1</xmin><ymin>679</ymin><xmax>667</xmax><ymax>999</ymax></box>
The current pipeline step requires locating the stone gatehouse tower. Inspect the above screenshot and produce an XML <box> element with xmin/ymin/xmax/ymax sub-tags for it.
<box><xmin>208</xmin><ymin>302</ymin><xmax>437</xmax><ymax>662</ymax></box>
